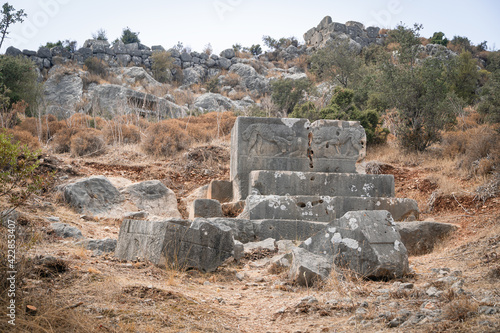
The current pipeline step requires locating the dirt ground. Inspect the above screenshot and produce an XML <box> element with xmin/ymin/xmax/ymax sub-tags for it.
<box><xmin>3</xmin><ymin>140</ymin><xmax>499</xmax><ymax>333</ymax></box>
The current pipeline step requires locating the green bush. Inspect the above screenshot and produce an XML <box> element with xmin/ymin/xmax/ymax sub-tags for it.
<box><xmin>271</xmin><ymin>78</ymin><xmax>313</xmax><ymax>114</ymax></box>
<box><xmin>121</xmin><ymin>27</ymin><xmax>140</xmax><ymax>44</ymax></box>
<box><xmin>0</xmin><ymin>130</ymin><xmax>44</xmax><ymax>217</ymax></box>
<box><xmin>0</xmin><ymin>55</ymin><xmax>41</xmax><ymax>116</ymax></box>
<box><xmin>290</xmin><ymin>101</ymin><xmax>318</xmax><ymax>120</ymax></box>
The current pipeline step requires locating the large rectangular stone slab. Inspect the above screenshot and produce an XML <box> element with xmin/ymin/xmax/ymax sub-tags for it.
<box><xmin>249</xmin><ymin>170</ymin><xmax>395</xmax><ymax>197</ymax></box>
<box><xmin>253</xmin><ymin>219</ymin><xmax>328</xmax><ymax>242</ymax></box>
<box><xmin>115</xmin><ymin>219</ymin><xmax>233</xmax><ymax>272</ymax></box>
<box><xmin>230</xmin><ymin>117</ymin><xmax>366</xmax><ymax>200</ymax></box>
<box><xmin>239</xmin><ymin>195</ymin><xmax>419</xmax><ymax>222</ymax></box>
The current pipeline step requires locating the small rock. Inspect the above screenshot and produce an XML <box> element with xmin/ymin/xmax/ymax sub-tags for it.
<box><xmin>46</xmin><ymin>216</ymin><xmax>60</xmax><ymax>222</ymax></box>
<box><xmin>479</xmin><ymin>306</ymin><xmax>498</xmax><ymax>315</ymax></box>
<box><xmin>388</xmin><ymin>318</ymin><xmax>404</xmax><ymax>328</ymax></box>
<box><xmin>426</xmin><ymin>286</ymin><xmax>440</xmax><ymax>297</ymax></box>
<box><xmin>235</xmin><ymin>272</ymin><xmax>245</xmax><ymax>281</ymax></box>
<box><xmin>298</xmin><ymin>295</ymin><xmax>318</xmax><ymax>306</ymax></box>
<box><xmin>400</xmin><ymin>283</ymin><xmax>414</xmax><ymax>289</ymax></box>
<box><xmin>123</xmin><ymin>211</ymin><xmax>148</xmax><ymax>219</ymax></box>
<box><xmin>204</xmin><ymin>281</ymin><xmax>211</xmax><ymax>286</ymax></box>
<box><xmin>51</xmin><ymin>222</ymin><xmax>83</xmax><ymax>239</ymax></box>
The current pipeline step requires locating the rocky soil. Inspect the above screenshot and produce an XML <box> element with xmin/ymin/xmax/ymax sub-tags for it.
<box><xmin>2</xmin><ymin>139</ymin><xmax>499</xmax><ymax>333</ymax></box>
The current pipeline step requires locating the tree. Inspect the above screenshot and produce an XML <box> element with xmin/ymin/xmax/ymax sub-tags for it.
<box><xmin>270</xmin><ymin>78</ymin><xmax>313</xmax><ymax>114</ymax></box>
<box><xmin>0</xmin><ymin>55</ymin><xmax>40</xmax><ymax>116</ymax></box>
<box><xmin>92</xmin><ymin>28</ymin><xmax>108</xmax><ymax>41</ymax></box>
<box><xmin>388</xmin><ymin>23</ymin><xmax>423</xmax><ymax>68</ymax></box>
<box><xmin>249</xmin><ymin>44</ymin><xmax>262</xmax><ymax>56</ymax></box>
<box><xmin>310</xmin><ymin>39</ymin><xmax>363</xmax><ymax>87</ymax></box>
<box><xmin>0</xmin><ymin>3</ymin><xmax>26</xmax><ymax>50</ymax></box>
<box><xmin>478</xmin><ymin>70</ymin><xmax>500</xmax><ymax>123</ymax></box>
<box><xmin>429</xmin><ymin>32</ymin><xmax>448</xmax><ymax>46</ymax></box>
<box><xmin>120</xmin><ymin>27</ymin><xmax>140</xmax><ymax>44</ymax></box>
<box><xmin>450</xmin><ymin>51</ymin><xmax>479</xmax><ymax>104</ymax></box>
<box><xmin>151</xmin><ymin>51</ymin><xmax>174</xmax><ymax>83</ymax></box>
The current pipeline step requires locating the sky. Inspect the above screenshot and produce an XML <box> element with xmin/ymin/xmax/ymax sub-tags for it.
<box><xmin>3</xmin><ymin>0</ymin><xmax>500</xmax><ymax>54</ymax></box>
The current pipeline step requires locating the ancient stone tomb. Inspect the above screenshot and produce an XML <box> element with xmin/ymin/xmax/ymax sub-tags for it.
<box><xmin>116</xmin><ymin>116</ymin><xmax>419</xmax><ymax>279</ymax></box>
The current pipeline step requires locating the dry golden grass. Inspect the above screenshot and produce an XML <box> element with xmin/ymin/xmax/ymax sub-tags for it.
<box><xmin>70</xmin><ymin>128</ymin><xmax>106</xmax><ymax>157</ymax></box>
<box><xmin>142</xmin><ymin>119</ymin><xmax>192</xmax><ymax>157</ymax></box>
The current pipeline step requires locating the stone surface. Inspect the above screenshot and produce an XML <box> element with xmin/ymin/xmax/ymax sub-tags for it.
<box><xmin>243</xmin><ymin>238</ymin><xmax>276</xmax><ymax>253</ymax></box>
<box><xmin>249</xmin><ymin>170</ymin><xmax>395</xmax><ymax>198</ymax></box>
<box><xmin>289</xmin><ymin>247</ymin><xmax>332</xmax><ymax>286</ymax></box>
<box><xmin>63</xmin><ymin>175</ymin><xmax>123</xmax><ymax>216</ymax></box>
<box><xmin>240</xmin><ymin>195</ymin><xmax>418</xmax><ymax>222</ymax></box>
<box><xmin>396</xmin><ymin>221</ymin><xmax>457</xmax><ymax>256</ymax></box>
<box><xmin>230</xmin><ymin>117</ymin><xmax>366</xmax><ymax>201</ymax></box>
<box><xmin>44</xmin><ymin>72</ymin><xmax>83</xmax><ymax>116</ymax></box>
<box><xmin>300</xmin><ymin>210</ymin><xmax>409</xmax><ymax>279</ymax></box>
<box><xmin>253</xmin><ymin>219</ymin><xmax>327</xmax><ymax>242</ymax></box>
<box><xmin>76</xmin><ymin>238</ymin><xmax>117</xmax><ymax>254</ymax></box>
<box><xmin>115</xmin><ymin>219</ymin><xmax>233</xmax><ymax>272</ymax></box>
<box><xmin>51</xmin><ymin>223</ymin><xmax>83</xmax><ymax>239</ymax></box>
<box><xmin>181</xmin><ymin>185</ymin><xmax>208</xmax><ymax>215</ymax></box>
<box><xmin>189</xmin><ymin>199</ymin><xmax>223</xmax><ymax>219</ymax></box>
<box><xmin>203</xmin><ymin>218</ymin><xmax>255</xmax><ymax>243</ymax></box>
<box><xmin>194</xmin><ymin>93</ymin><xmax>234</xmax><ymax>111</ymax></box>
<box><xmin>207</xmin><ymin>180</ymin><xmax>233</xmax><ymax>203</ymax></box>
<box><xmin>121</xmin><ymin>180</ymin><xmax>181</xmax><ymax>219</ymax></box>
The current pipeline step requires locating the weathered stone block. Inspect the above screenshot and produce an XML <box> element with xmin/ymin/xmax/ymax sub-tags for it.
<box><xmin>189</xmin><ymin>199</ymin><xmax>223</xmax><ymax>219</ymax></box>
<box><xmin>249</xmin><ymin>170</ymin><xmax>395</xmax><ymax>197</ymax></box>
<box><xmin>230</xmin><ymin>117</ymin><xmax>366</xmax><ymax>200</ymax></box>
<box><xmin>300</xmin><ymin>210</ymin><xmax>409</xmax><ymax>279</ymax></box>
<box><xmin>290</xmin><ymin>248</ymin><xmax>332</xmax><ymax>286</ymax></box>
<box><xmin>396</xmin><ymin>221</ymin><xmax>457</xmax><ymax>256</ymax></box>
<box><xmin>207</xmin><ymin>180</ymin><xmax>233</xmax><ymax>203</ymax></box>
<box><xmin>115</xmin><ymin>219</ymin><xmax>233</xmax><ymax>272</ymax></box>
<box><xmin>253</xmin><ymin>219</ymin><xmax>328</xmax><ymax>242</ymax></box>
<box><xmin>121</xmin><ymin>180</ymin><xmax>181</xmax><ymax>218</ymax></box>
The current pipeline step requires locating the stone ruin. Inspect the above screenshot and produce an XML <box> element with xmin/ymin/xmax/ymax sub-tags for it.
<box><xmin>116</xmin><ymin>117</ymin><xmax>420</xmax><ymax>280</ymax></box>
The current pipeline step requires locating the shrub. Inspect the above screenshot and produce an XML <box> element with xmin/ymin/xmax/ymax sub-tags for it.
<box><xmin>70</xmin><ymin>128</ymin><xmax>106</xmax><ymax>157</ymax></box>
<box><xmin>16</xmin><ymin>116</ymin><xmax>64</xmax><ymax>143</ymax></box>
<box><xmin>83</xmin><ymin>57</ymin><xmax>108</xmax><ymax>77</ymax></box>
<box><xmin>151</xmin><ymin>51</ymin><xmax>174</xmax><ymax>83</ymax></box>
<box><xmin>5</xmin><ymin>128</ymin><xmax>40</xmax><ymax>151</ymax></box>
<box><xmin>142</xmin><ymin>120</ymin><xmax>191</xmax><ymax>157</ymax></box>
<box><xmin>103</xmin><ymin>123</ymin><xmax>141</xmax><ymax>144</ymax></box>
<box><xmin>0</xmin><ymin>55</ymin><xmax>41</xmax><ymax>116</ymax></box>
<box><xmin>205</xmin><ymin>76</ymin><xmax>220</xmax><ymax>93</ymax></box>
<box><xmin>271</xmin><ymin>77</ymin><xmax>313</xmax><ymax>114</ymax></box>
<box><xmin>52</xmin><ymin>127</ymin><xmax>79</xmax><ymax>153</ymax></box>
<box><xmin>290</xmin><ymin>101</ymin><xmax>319</xmax><ymax>121</ymax></box>
<box><xmin>120</xmin><ymin>27</ymin><xmax>140</xmax><ymax>44</ymax></box>
<box><xmin>224</xmin><ymin>72</ymin><xmax>240</xmax><ymax>87</ymax></box>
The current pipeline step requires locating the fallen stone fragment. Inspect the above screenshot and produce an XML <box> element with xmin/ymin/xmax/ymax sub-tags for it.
<box><xmin>289</xmin><ymin>248</ymin><xmax>332</xmax><ymax>286</ymax></box>
<box><xmin>396</xmin><ymin>221</ymin><xmax>457</xmax><ymax>255</ymax></box>
<box><xmin>51</xmin><ymin>222</ymin><xmax>83</xmax><ymax>239</ymax></box>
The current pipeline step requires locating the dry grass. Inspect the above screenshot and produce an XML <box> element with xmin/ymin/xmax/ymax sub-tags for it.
<box><xmin>142</xmin><ymin>119</ymin><xmax>192</xmax><ymax>157</ymax></box>
<box><xmin>3</xmin><ymin>128</ymin><xmax>41</xmax><ymax>151</ymax></box>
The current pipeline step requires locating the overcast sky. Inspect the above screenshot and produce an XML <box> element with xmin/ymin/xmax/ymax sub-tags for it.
<box><xmin>4</xmin><ymin>0</ymin><xmax>500</xmax><ymax>54</ymax></box>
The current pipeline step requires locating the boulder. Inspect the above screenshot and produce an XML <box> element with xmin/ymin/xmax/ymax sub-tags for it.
<box><xmin>51</xmin><ymin>223</ymin><xmax>83</xmax><ymax>239</ymax></box>
<box><xmin>189</xmin><ymin>199</ymin><xmax>223</xmax><ymax>219</ymax></box>
<box><xmin>115</xmin><ymin>219</ymin><xmax>234</xmax><ymax>272</ymax></box>
<box><xmin>290</xmin><ymin>248</ymin><xmax>332</xmax><ymax>286</ymax></box>
<box><xmin>300</xmin><ymin>210</ymin><xmax>409</xmax><ymax>279</ymax></box>
<box><xmin>44</xmin><ymin>72</ymin><xmax>83</xmax><ymax>116</ymax></box>
<box><xmin>6</xmin><ymin>46</ymin><xmax>22</xmax><ymax>57</ymax></box>
<box><xmin>121</xmin><ymin>180</ymin><xmax>181</xmax><ymax>219</ymax></box>
<box><xmin>194</xmin><ymin>93</ymin><xmax>234</xmax><ymax>111</ymax></box>
<box><xmin>37</xmin><ymin>47</ymin><xmax>52</xmax><ymax>58</ymax></box>
<box><xmin>396</xmin><ymin>221</ymin><xmax>457</xmax><ymax>256</ymax></box>
<box><xmin>63</xmin><ymin>176</ymin><xmax>123</xmax><ymax>216</ymax></box>
<box><xmin>116</xmin><ymin>66</ymin><xmax>161</xmax><ymax>87</ymax></box>
<box><xmin>88</xmin><ymin>84</ymin><xmax>187</xmax><ymax>119</ymax></box>
<box><xmin>220</xmin><ymin>48</ymin><xmax>236</xmax><ymax>59</ymax></box>
<box><xmin>229</xmin><ymin>63</ymin><xmax>269</xmax><ymax>94</ymax></box>
<box><xmin>203</xmin><ymin>217</ymin><xmax>255</xmax><ymax>243</ymax></box>
<box><xmin>180</xmin><ymin>52</ymin><xmax>192</xmax><ymax>62</ymax></box>
<box><xmin>218</xmin><ymin>57</ymin><xmax>232</xmax><ymax>70</ymax></box>
<box><xmin>243</xmin><ymin>238</ymin><xmax>276</xmax><ymax>253</ymax></box>
<box><xmin>182</xmin><ymin>65</ymin><xmax>207</xmax><ymax>85</ymax></box>
<box><xmin>76</xmin><ymin>238</ymin><xmax>117</xmax><ymax>254</ymax></box>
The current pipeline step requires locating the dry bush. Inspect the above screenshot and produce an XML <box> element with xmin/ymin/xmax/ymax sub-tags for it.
<box><xmin>180</xmin><ymin>111</ymin><xmax>236</xmax><ymax>141</ymax></box>
<box><xmin>51</xmin><ymin>128</ymin><xmax>79</xmax><ymax>153</ymax></box>
<box><xmin>288</xmin><ymin>55</ymin><xmax>309</xmax><ymax>72</ymax></box>
<box><xmin>386</xmin><ymin>42</ymin><xmax>400</xmax><ymax>51</ymax></box>
<box><xmin>142</xmin><ymin>120</ymin><xmax>192</xmax><ymax>157</ymax></box>
<box><xmin>70</xmin><ymin>128</ymin><xmax>106</xmax><ymax>157</ymax></box>
<box><xmin>15</xmin><ymin>116</ymin><xmax>64</xmax><ymax>143</ymax></box>
<box><xmin>172</xmin><ymin>89</ymin><xmax>194</xmax><ymax>107</ymax></box>
<box><xmin>103</xmin><ymin>122</ymin><xmax>141</xmax><ymax>144</ymax></box>
<box><xmin>5</xmin><ymin>129</ymin><xmax>41</xmax><ymax>151</ymax></box>
<box><xmin>224</xmin><ymin>72</ymin><xmax>241</xmax><ymax>87</ymax></box>
<box><xmin>442</xmin><ymin>298</ymin><xmax>478</xmax><ymax>322</ymax></box>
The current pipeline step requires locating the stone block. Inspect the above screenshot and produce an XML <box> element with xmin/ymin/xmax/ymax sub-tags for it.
<box><xmin>207</xmin><ymin>180</ymin><xmax>233</xmax><ymax>203</ymax></box>
<box><xmin>230</xmin><ymin>117</ymin><xmax>366</xmax><ymax>200</ymax></box>
<box><xmin>289</xmin><ymin>248</ymin><xmax>332</xmax><ymax>286</ymax></box>
<box><xmin>202</xmin><ymin>217</ymin><xmax>255</xmax><ymax>243</ymax></box>
<box><xmin>189</xmin><ymin>199</ymin><xmax>223</xmax><ymax>220</ymax></box>
<box><xmin>396</xmin><ymin>221</ymin><xmax>457</xmax><ymax>256</ymax></box>
<box><xmin>253</xmin><ymin>219</ymin><xmax>328</xmax><ymax>242</ymax></box>
<box><xmin>249</xmin><ymin>170</ymin><xmax>395</xmax><ymax>197</ymax></box>
<box><xmin>115</xmin><ymin>219</ymin><xmax>233</xmax><ymax>272</ymax></box>
<box><xmin>300</xmin><ymin>210</ymin><xmax>409</xmax><ymax>279</ymax></box>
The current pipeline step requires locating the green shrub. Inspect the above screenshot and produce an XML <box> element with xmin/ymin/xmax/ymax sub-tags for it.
<box><xmin>290</xmin><ymin>102</ymin><xmax>319</xmax><ymax>120</ymax></box>
<box><xmin>120</xmin><ymin>27</ymin><xmax>140</xmax><ymax>44</ymax></box>
<box><xmin>271</xmin><ymin>78</ymin><xmax>313</xmax><ymax>114</ymax></box>
<box><xmin>0</xmin><ymin>55</ymin><xmax>41</xmax><ymax>116</ymax></box>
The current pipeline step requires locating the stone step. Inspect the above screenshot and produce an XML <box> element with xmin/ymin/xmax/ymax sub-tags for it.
<box><xmin>239</xmin><ymin>195</ymin><xmax>418</xmax><ymax>222</ymax></box>
<box><xmin>249</xmin><ymin>170</ymin><xmax>395</xmax><ymax>198</ymax></box>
